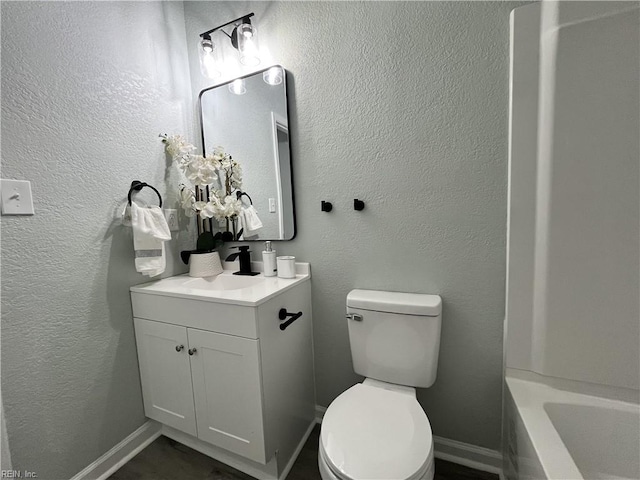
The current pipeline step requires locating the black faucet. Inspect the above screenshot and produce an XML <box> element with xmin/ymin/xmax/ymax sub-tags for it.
<box><xmin>225</xmin><ymin>246</ymin><xmax>259</xmax><ymax>276</ymax></box>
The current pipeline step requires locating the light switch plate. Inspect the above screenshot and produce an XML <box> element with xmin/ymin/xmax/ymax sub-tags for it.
<box><xmin>1</xmin><ymin>179</ymin><xmax>34</xmax><ymax>215</ymax></box>
<box><xmin>268</xmin><ymin>198</ymin><xmax>276</xmax><ymax>213</ymax></box>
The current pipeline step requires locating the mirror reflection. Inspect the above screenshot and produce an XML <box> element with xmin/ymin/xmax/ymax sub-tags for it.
<box><xmin>199</xmin><ymin>65</ymin><xmax>295</xmax><ymax>241</ymax></box>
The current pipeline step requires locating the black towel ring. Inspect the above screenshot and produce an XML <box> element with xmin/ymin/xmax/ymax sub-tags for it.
<box><xmin>236</xmin><ymin>190</ymin><xmax>253</xmax><ymax>205</ymax></box>
<box><xmin>128</xmin><ymin>181</ymin><xmax>163</xmax><ymax>207</ymax></box>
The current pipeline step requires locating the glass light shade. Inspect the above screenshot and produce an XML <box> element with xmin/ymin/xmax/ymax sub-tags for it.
<box><xmin>228</xmin><ymin>79</ymin><xmax>246</xmax><ymax>95</ymax></box>
<box><xmin>236</xmin><ymin>23</ymin><xmax>260</xmax><ymax>66</ymax></box>
<box><xmin>198</xmin><ymin>37</ymin><xmax>222</xmax><ymax>79</ymax></box>
<box><xmin>201</xmin><ymin>36</ymin><xmax>214</xmax><ymax>53</ymax></box>
<box><xmin>263</xmin><ymin>66</ymin><xmax>283</xmax><ymax>86</ymax></box>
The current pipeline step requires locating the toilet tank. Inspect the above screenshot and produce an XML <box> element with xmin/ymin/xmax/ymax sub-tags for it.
<box><xmin>346</xmin><ymin>289</ymin><xmax>442</xmax><ymax>388</ymax></box>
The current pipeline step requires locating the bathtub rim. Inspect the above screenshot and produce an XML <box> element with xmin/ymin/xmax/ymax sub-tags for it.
<box><xmin>506</xmin><ymin>368</ymin><xmax>639</xmax><ymax>405</ymax></box>
<box><xmin>505</xmin><ymin>370</ymin><xmax>640</xmax><ymax>480</ymax></box>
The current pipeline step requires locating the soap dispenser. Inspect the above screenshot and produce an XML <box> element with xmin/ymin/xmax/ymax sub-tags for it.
<box><xmin>262</xmin><ymin>241</ymin><xmax>277</xmax><ymax>277</ymax></box>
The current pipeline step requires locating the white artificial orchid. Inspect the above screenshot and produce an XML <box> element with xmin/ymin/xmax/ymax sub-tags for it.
<box><xmin>161</xmin><ymin>134</ymin><xmax>196</xmax><ymax>161</ymax></box>
<box><xmin>197</xmin><ymin>200</ymin><xmax>217</xmax><ymax>219</ymax></box>
<box><xmin>162</xmin><ymin>134</ymin><xmax>243</xmax><ymax>228</ymax></box>
<box><xmin>219</xmin><ymin>195</ymin><xmax>242</xmax><ymax>218</ymax></box>
<box><xmin>183</xmin><ymin>155</ymin><xmax>219</xmax><ymax>186</ymax></box>
<box><xmin>195</xmin><ymin>195</ymin><xmax>241</xmax><ymax>221</ymax></box>
<box><xmin>179</xmin><ymin>185</ymin><xmax>197</xmax><ymax>217</ymax></box>
<box><xmin>211</xmin><ymin>146</ymin><xmax>227</xmax><ymax>161</ymax></box>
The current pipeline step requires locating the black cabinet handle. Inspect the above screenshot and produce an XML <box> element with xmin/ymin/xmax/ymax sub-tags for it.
<box><xmin>188</xmin><ymin>348</ymin><xmax>197</xmax><ymax>355</ymax></box>
<box><xmin>279</xmin><ymin>308</ymin><xmax>303</xmax><ymax>331</ymax></box>
<box><xmin>175</xmin><ymin>345</ymin><xmax>184</xmax><ymax>352</ymax></box>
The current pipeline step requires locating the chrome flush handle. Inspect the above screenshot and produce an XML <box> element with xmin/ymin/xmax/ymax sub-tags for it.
<box><xmin>346</xmin><ymin>314</ymin><xmax>363</xmax><ymax>322</ymax></box>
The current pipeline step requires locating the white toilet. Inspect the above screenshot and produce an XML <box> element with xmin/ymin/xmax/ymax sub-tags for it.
<box><xmin>318</xmin><ymin>289</ymin><xmax>442</xmax><ymax>480</ymax></box>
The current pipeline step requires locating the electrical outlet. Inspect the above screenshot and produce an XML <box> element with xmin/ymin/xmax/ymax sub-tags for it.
<box><xmin>164</xmin><ymin>209</ymin><xmax>179</xmax><ymax>231</ymax></box>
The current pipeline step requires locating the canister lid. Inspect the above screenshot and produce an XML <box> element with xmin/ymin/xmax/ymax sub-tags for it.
<box><xmin>347</xmin><ymin>289</ymin><xmax>441</xmax><ymax>316</ymax></box>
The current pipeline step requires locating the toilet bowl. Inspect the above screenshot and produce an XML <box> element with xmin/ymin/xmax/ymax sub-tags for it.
<box><xmin>319</xmin><ymin>379</ymin><xmax>434</xmax><ymax>480</ymax></box>
<box><xmin>319</xmin><ymin>290</ymin><xmax>442</xmax><ymax>480</ymax></box>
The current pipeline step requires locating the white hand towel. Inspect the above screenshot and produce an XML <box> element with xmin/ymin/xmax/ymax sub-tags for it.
<box><xmin>237</xmin><ymin>208</ymin><xmax>247</xmax><ymax>241</ymax></box>
<box><xmin>131</xmin><ymin>202</ymin><xmax>171</xmax><ymax>277</ymax></box>
<box><xmin>242</xmin><ymin>205</ymin><xmax>263</xmax><ymax>233</ymax></box>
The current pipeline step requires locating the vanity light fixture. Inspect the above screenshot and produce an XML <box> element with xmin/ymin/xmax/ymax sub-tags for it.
<box><xmin>198</xmin><ymin>13</ymin><xmax>260</xmax><ymax>78</ymax></box>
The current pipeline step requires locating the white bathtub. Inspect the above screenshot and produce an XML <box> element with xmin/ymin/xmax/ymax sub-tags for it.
<box><xmin>504</xmin><ymin>375</ymin><xmax>640</xmax><ymax>480</ymax></box>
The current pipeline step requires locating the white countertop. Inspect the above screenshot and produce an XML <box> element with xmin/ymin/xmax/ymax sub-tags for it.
<box><xmin>130</xmin><ymin>262</ymin><xmax>310</xmax><ymax>307</ymax></box>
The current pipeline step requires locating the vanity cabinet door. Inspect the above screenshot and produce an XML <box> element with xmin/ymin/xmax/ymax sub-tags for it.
<box><xmin>187</xmin><ymin>328</ymin><xmax>266</xmax><ymax>464</ymax></box>
<box><xmin>134</xmin><ymin>318</ymin><xmax>197</xmax><ymax>437</ymax></box>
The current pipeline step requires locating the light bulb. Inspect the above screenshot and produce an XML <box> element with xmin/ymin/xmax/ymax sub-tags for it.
<box><xmin>228</xmin><ymin>79</ymin><xmax>246</xmax><ymax>95</ymax></box>
<box><xmin>200</xmin><ymin>35</ymin><xmax>213</xmax><ymax>53</ymax></box>
<box><xmin>236</xmin><ymin>23</ymin><xmax>260</xmax><ymax>66</ymax></box>
<box><xmin>263</xmin><ymin>67</ymin><xmax>283</xmax><ymax>86</ymax></box>
<box><xmin>198</xmin><ymin>36</ymin><xmax>221</xmax><ymax>79</ymax></box>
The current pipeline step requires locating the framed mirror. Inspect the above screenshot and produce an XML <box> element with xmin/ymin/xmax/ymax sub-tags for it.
<box><xmin>199</xmin><ymin>65</ymin><xmax>295</xmax><ymax>241</ymax></box>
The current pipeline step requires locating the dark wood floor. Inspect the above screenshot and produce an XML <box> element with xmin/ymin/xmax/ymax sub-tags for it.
<box><xmin>109</xmin><ymin>425</ymin><xmax>498</xmax><ymax>480</ymax></box>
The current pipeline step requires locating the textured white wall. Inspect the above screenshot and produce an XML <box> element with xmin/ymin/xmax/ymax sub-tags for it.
<box><xmin>185</xmin><ymin>1</ymin><xmax>516</xmax><ymax>450</ymax></box>
<box><xmin>1</xmin><ymin>2</ymin><xmax>195</xmax><ymax>478</ymax></box>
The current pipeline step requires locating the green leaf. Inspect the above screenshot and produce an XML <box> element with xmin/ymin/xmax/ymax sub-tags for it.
<box><xmin>196</xmin><ymin>232</ymin><xmax>216</xmax><ymax>251</ymax></box>
<box><xmin>196</xmin><ymin>231</ymin><xmax>224</xmax><ymax>252</ymax></box>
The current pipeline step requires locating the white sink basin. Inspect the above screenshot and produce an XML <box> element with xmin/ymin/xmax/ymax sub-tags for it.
<box><xmin>184</xmin><ymin>274</ymin><xmax>264</xmax><ymax>291</ymax></box>
<box><xmin>130</xmin><ymin>266</ymin><xmax>310</xmax><ymax>306</ymax></box>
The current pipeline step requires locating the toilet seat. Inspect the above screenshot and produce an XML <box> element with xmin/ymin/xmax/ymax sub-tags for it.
<box><xmin>320</xmin><ymin>382</ymin><xmax>433</xmax><ymax>480</ymax></box>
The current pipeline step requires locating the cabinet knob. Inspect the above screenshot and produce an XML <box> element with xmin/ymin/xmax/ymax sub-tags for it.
<box><xmin>175</xmin><ymin>345</ymin><xmax>184</xmax><ymax>352</ymax></box>
<box><xmin>188</xmin><ymin>348</ymin><xmax>197</xmax><ymax>356</ymax></box>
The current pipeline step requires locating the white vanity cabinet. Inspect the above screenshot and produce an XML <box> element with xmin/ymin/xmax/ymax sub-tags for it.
<box><xmin>133</xmin><ymin>319</ymin><xmax>198</xmax><ymax>436</ymax></box>
<box><xmin>188</xmin><ymin>328</ymin><xmax>264</xmax><ymax>460</ymax></box>
<box><xmin>130</xmin><ymin>268</ymin><xmax>315</xmax><ymax>479</ymax></box>
<box><xmin>133</xmin><ymin>319</ymin><xmax>265</xmax><ymax>461</ymax></box>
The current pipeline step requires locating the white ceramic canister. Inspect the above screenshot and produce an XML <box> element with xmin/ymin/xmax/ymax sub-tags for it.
<box><xmin>276</xmin><ymin>256</ymin><xmax>296</xmax><ymax>279</ymax></box>
<box><xmin>189</xmin><ymin>252</ymin><xmax>223</xmax><ymax>277</ymax></box>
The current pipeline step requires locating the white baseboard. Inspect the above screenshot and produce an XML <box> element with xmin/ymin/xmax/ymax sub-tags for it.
<box><xmin>70</xmin><ymin>420</ymin><xmax>162</xmax><ymax>480</ymax></box>
<box><xmin>433</xmin><ymin>435</ymin><xmax>503</xmax><ymax>476</ymax></box>
<box><xmin>315</xmin><ymin>404</ymin><xmax>502</xmax><ymax>477</ymax></box>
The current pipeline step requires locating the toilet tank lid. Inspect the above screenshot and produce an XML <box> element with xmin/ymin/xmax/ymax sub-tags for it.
<box><xmin>347</xmin><ymin>289</ymin><xmax>441</xmax><ymax>316</ymax></box>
